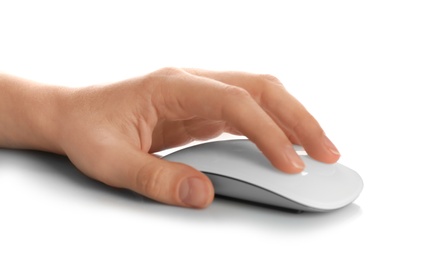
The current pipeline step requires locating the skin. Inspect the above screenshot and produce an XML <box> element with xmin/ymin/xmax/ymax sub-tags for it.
<box><xmin>0</xmin><ymin>68</ymin><xmax>340</xmax><ymax>208</ymax></box>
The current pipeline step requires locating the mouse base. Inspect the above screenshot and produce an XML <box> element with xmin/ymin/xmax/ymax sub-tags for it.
<box><xmin>214</xmin><ymin>195</ymin><xmax>305</xmax><ymax>214</ymax></box>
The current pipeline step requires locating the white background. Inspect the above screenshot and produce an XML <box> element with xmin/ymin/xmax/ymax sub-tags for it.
<box><xmin>1</xmin><ymin>0</ymin><xmax>421</xmax><ymax>259</ymax></box>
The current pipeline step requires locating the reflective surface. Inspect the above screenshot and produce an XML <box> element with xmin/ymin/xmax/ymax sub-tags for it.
<box><xmin>164</xmin><ymin>140</ymin><xmax>363</xmax><ymax>211</ymax></box>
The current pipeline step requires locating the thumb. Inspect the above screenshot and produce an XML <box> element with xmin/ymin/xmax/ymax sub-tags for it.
<box><xmin>98</xmin><ymin>142</ymin><xmax>214</xmax><ymax>208</ymax></box>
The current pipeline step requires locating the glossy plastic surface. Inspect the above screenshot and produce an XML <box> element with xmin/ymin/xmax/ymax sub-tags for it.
<box><xmin>164</xmin><ymin>139</ymin><xmax>363</xmax><ymax>211</ymax></box>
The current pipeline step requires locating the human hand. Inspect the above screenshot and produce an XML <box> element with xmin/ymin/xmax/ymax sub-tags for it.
<box><xmin>1</xmin><ymin>68</ymin><xmax>340</xmax><ymax>208</ymax></box>
<box><xmin>53</xmin><ymin>68</ymin><xmax>340</xmax><ymax>208</ymax></box>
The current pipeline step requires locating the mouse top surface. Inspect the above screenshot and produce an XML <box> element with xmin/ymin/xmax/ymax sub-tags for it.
<box><xmin>163</xmin><ymin>139</ymin><xmax>363</xmax><ymax>211</ymax></box>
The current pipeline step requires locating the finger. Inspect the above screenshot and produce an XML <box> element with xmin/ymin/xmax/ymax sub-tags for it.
<box><xmin>261</xmin><ymin>107</ymin><xmax>302</xmax><ymax>145</ymax></box>
<box><xmin>184</xmin><ymin>69</ymin><xmax>340</xmax><ymax>163</ymax></box>
<box><xmin>150</xmin><ymin>68</ymin><xmax>304</xmax><ymax>173</ymax></box>
<box><xmin>91</xmin><ymin>140</ymin><xmax>215</xmax><ymax>208</ymax></box>
<box><xmin>150</xmin><ymin>119</ymin><xmax>226</xmax><ymax>153</ymax></box>
<box><xmin>262</xmin><ymin>89</ymin><xmax>340</xmax><ymax>162</ymax></box>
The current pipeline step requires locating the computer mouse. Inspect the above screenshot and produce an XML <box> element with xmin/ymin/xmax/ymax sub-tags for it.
<box><xmin>163</xmin><ymin>139</ymin><xmax>363</xmax><ymax>212</ymax></box>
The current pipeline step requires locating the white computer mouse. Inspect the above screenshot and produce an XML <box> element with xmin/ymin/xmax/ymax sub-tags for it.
<box><xmin>163</xmin><ymin>139</ymin><xmax>363</xmax><ymax>212</ymax></box>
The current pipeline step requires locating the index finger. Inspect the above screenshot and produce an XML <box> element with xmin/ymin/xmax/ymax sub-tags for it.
<box><xmin>148</xmin><ymin>68</ymin><xmax>305</xmax><ymax>173</ymax></box>
<box><xmin>183</xmin><ymin>69</ymin><xmax>341</xmax><ymax>163</ymax></box>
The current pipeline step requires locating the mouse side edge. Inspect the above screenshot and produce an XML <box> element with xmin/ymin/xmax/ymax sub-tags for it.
<box><xmin>204</xmin><ymin>172</ymin><xmax>339</xmax><ymax>212</ymax></box>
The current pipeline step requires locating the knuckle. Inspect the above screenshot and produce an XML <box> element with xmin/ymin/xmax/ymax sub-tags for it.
<box><xmin>145</xmin><ymin>67</ymin><xmax>189</xmax><ymax>117</ymax></box>
<box><xmin>222</xmin><ymin>85</ymin><xmax>251</xmax><ymax>100</ymax></box>
<box><xmin>134</xmin><ymin>164</ymin><xmax>166</xmax><ymax>199</ymax></box>
<box><xmin>145</xmin><ymin>67</ymin><xmax>185</xmax><ymax>85</ymax></box>
<box><xmin>156</xmin><ymin>67</ymin><xmax>185</xmax><ymax>77</ymax></box>
<box><xmin>292</xmin><ymin>113</ymin><xmax>322</xmax><ymax>136</ymax></box>
<box><xmin>253</xmin><ymin>74</ymin><xmax>286</xmax><ymax>104</ymax></box>
<box><xmin>258</xmin><ymin>73</ymin><xmax>281</xmax><ymax>84</ymax></box>
<box><xmin>291</xmin><ymin>116</ymin><xmax>306</xmax><ymax>133</ymax></box>
<box><xmin>256</xmin><ymin>74</ymin><xmax>286</xmax><ymax>92</ymax></box>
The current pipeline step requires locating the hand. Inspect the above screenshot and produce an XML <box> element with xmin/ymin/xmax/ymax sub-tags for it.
<box><xmin>56</xmin><ymin>68</ymin><xmax>340</xmax><ymax>208</ymax></box>
<box><xmin>0</xmin><ymin>68</ymin><xmax>340</xmax><ymax>208</ymax></box>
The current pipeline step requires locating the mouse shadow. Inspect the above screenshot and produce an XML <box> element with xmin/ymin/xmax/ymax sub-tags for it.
<box><xmin>0</xmin><ymin>149</ymin><xmax>363</xmax><ymax>233</ymax></box>
<box><xmin>207</xmin><ymin>196</ymin><xmax>363</xmax><ymax>234</ymax></box>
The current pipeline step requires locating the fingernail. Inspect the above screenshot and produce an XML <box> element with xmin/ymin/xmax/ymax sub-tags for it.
<box><xmin>286</xmin><ymin>147</ymin><xmax>305</xmax><ymax>171</ymax></box>
<box><xmin>179</xmin><ymin>177</ymin><xmax>210</xmax><ymax>208</ymax></box>
<box><xmin>323</xmin><ymin>135</ymin><xmax>340</xmax><ymax>156</ymax></box>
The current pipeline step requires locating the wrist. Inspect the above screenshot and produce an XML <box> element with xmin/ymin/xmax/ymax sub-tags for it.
<box><xmin>0</xmin><ymin>74</ymin><xmax>68</xmax><ymax>154</ymax></box>
<box><xmin>31</xmin><ymin>85</ymin><xmax>69</xmax><ymax>154</ymax></box>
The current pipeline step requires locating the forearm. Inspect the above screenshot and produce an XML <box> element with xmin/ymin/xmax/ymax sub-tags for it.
<box><xmin>0</xmin><ymin>74</ymin><xmax>65</xmax><ymax>153</ymax></box>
